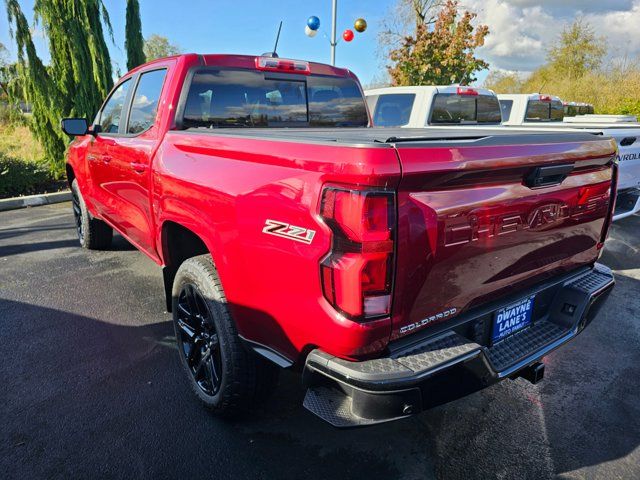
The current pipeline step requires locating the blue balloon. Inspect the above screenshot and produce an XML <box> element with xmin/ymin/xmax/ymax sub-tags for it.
<box><xmin>307</xmin><ymin>16</ymin><xmax>320</xmax><ymax>31</ymax></box>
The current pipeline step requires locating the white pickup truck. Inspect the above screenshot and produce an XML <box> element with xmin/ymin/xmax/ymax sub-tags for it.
<box><xmin>364</xmin><ymin>87</ymin><xmax>640</xmax><ymax>220</ymax></box>
<box><xmin>364</xmin><ymin>85</ymin><xmax>502</xmax><ymax>127</ymax></box>
<box><xmin>497</xmin><ymin>94</ymin><xmax>640</xmax><ymax>220</ymax></box>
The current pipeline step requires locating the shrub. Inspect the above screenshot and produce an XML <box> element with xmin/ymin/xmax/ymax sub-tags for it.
<box><xmin>0</xmin><ymin>154</ymin><xmax>54</xmax><ymax>198</ymax></box>
<box><xmin>0</xmin><ymin>123</ymin><xmax>63</xmax><ymax>198</ymax></box>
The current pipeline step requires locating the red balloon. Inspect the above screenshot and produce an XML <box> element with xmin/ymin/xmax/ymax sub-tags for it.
<box><xmin>342</xmin><ymin>29</ymin><xmax>354</xmax><ymax>42</ymax></box>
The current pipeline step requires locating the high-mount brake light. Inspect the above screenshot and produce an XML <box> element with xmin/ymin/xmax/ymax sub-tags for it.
<box><xmin>539</xmin><ymin>95</ymin><xmax>552</xmax><ymax>102</ymax></box>
<box><xmin>255</xmin><ymin>56</ymin><xmax>311</xmax><ymax>74</ymax></box>
<box><xmin>457</xmin><ymin>87</ymin><xmax>478</xmax><ymax>96</ymax></box>
<box><xmin>320</xmin><ymin>187</ymin><xmax>396</xmax><ymax>321</ymax></box>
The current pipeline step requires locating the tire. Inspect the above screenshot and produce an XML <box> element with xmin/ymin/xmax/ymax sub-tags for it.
<box><xmin>71</xmin><ymin>179</ymin><xmax>113</xmax><ymax>250</ymax></box>
<box><xmin>171</xmin><ymin>254</ymin><xmax>279</xmax><ymax>416</ymax></box>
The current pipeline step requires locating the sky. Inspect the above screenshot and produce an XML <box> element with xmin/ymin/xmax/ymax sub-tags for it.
<box><xmin>2</xmin><ymin>0</ymin><xmax>640</xmax><ymax>87</ymax></box>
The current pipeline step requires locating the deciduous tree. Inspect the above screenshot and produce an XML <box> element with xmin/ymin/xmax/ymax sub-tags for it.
<box><xmin>387</xmin><ymin>0</ymin><xmax>489</xmax><ymax>86</ymax></box>
<box><xmin>378</xmin><ymin>0</ymin><xmax>443</xmax><ymax>51</ymax></box>
<box><xmin>547</xmin><ymin>19</ymin><xmax>606</xmax><ymax>80</ymax></box>
<box><xmin>483</xmin><ymin>70</ymin><xmax>524</xmax><ymax>94</ymax></box>
<box><xmin>143</xmin><ymin>34</ymin><xmax>181</xmax><ymax>62</ymax></box>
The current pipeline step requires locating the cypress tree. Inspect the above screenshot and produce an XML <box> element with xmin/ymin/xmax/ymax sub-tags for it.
<box><xmin>125</xmin><ymin>0</ymin><xmax>145</xmax><ymax>71</ymax></box>
<box><xmin>5</xmin><ymin>0</ymin><xmax>114</xmax><ymax>176</ymax></box>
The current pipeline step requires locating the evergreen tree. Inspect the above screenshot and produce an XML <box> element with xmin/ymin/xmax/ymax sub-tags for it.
<box><xmin>125</xmin><ymin>0</ymin><xmax>145</xmax><ymax>71</ymax></box>
<box><xmin>5</xmin><ymin>0</ymin><xmax>114</xmax><ymax>176</ymax></box>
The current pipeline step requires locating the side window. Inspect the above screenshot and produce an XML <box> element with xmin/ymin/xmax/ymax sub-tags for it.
<box><xmin>499</xmin><ymin>100</ymin><xmax>513</xmax><ymax>122</ymax></box>
<box><xmin>99</xmin><ymin>79</ymin><xmax>132</xmax><ymax>134</ymax></box>
<box><xmin>127</xmin><ymin>69</ymin><xmax>167</xmax><ymax>134</ymax></box>
<box><xmin>372</xmin><ymin>93</ymin><xmax>415</xmax><ymax>127</ymax></box>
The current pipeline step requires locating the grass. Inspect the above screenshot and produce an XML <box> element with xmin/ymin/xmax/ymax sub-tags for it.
<box><xmin>0</xmin><ymin>122</ymin><xmax>65</xmax><ymax>199</ymax></box>
<box><xmin>0</xmin><ymin>123</ymin><xmax>44</xmax><ymax>161</ymax></box>
<box><xmin>485</xmin><ymin>62</ymin><xmax>640</xmax><ymax>118</ymax></box>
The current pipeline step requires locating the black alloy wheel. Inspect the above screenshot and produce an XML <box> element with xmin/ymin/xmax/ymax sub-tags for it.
<box><xmin>70</xmin><ymin>179</ymin><xmax>113</xmax><ymax>249</ymax></box>
<box><xmin>176</xmin><ymin>283</ymin><xmax>224</xmax><ymax>397</ymax></box>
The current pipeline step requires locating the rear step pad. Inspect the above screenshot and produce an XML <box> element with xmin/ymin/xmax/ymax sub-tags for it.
<box><xmin>486</xmin><ymin>320</ymin><xmax>566</xmax><ymax>372</ymax></box>
<box><xmin>303</xmin><ymin>386</ymin><xmax>411</xmax><ymax>428</ymax></box>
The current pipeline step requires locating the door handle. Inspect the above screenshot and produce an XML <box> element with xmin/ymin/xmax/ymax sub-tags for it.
<box><xmin>102</xmin><ymin>155</ymin><xmax>112</xmax><ymax>164</ymax></box>
<box><xmin>130</xmin><ymin>162</ymin><xmax>147</xmax><ymax>173</ymax></box>
<box><xmin>87</xmin><ymin>154</ymin><xmax>98</xmax><ymax>162</ymax></box>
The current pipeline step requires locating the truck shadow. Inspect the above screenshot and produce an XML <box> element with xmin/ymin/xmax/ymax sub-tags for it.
<box><xmin>2</xmin><ymin>287</ymin><xmax>638</xmax><ymax>480</ymax></box>
<box><xmin>0</xmin><ymin>234</ymin><xmax>135</xmax><ymax>258</ymax></box>
<box><xmin>599</xmin><ymin>214</ymin><xmax>640</xmax><ymax>270</ymax></box>
<box><xmin>0</xmin><ymin>298</ymin><xmax>410</xmax><ymax>480</ymax></box>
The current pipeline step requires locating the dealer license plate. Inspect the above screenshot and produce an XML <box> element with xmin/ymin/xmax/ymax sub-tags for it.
<box><xmin>491</xmin><ymin>295</ymin><xmax>535</xmax><ymax>343</ymax></box>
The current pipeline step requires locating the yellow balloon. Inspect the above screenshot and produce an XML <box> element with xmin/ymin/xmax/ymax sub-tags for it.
<box><xmin>354</xmin><ymin>18</ymin><xmax>367</xmax><ymax>33</ymax></box>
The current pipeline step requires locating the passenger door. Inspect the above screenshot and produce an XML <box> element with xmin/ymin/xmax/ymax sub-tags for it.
<box><xmin>99</xmin><ymin>68</ymin><xmax>168</xmax><ymax>257</ymax></box>
<box><xmin>87</xmin><ymin>78</ymin><xmax>133</xmax><ymax>216</ymax></box>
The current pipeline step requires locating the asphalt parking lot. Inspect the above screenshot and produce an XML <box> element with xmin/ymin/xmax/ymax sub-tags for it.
<box><xmin>1</xmin><ymin>202</ymin><xmax>639</xmax><ymax>480</ymax></box>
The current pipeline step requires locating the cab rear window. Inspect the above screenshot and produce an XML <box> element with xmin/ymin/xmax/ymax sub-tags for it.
<box><xmin>429</xmin><ymin>93</ymin><xmax>502</xmax><ymax>124</ymax></box>
<box><xmin>181</xmin><ymin>69</ymin><xmax>368</xmax><ymax>128</ymax></box>
<box><xmin>526</xmin><ymin>100</ymin><xmax>564</xmax><ymax>122</ymax></box>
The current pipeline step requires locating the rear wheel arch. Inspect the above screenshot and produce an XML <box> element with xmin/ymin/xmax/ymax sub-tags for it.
<box><xmin>160</xmin><ymin>220</ymin><xmax>217</xmax><ymax>312</ymax></box>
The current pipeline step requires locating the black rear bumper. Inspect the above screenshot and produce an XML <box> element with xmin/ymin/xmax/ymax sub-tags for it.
<box><xmin>302</xmin><ymin>264</ymin><xmax>614</xmax><ymax>427</ymax></box>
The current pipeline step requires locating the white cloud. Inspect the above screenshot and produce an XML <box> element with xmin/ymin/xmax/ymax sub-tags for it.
<box><xmin>463</xmin><ymin>0</ymin><xmax>640</xmax><ymax>72</ymax></box>
<box><xmin>507</xmin><ymin>0</ymin><xmax>634</xmax><ymax>14</ymax></box>
<box><xmin>586</xmin><ymin>2</ymin><xmax>640</xmax><ymax>57</ymax></box>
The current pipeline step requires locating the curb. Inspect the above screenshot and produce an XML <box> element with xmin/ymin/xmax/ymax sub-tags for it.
<box><xmin>0</xmin><ymin>190</ymin><xmax>71</xmax><ymax>212</ymax></box>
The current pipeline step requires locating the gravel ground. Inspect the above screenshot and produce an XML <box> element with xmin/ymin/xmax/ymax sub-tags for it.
<box><xmin>1</xmin><ymin>202</ymin><xmax>638</xmax><ymax>480</ymax></box>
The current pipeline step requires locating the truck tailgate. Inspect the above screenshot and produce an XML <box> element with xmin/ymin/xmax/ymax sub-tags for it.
<box><xmin>390</xmin><ymin>133</ymin><xmax>617</xmax><ymax>340</ymax></box>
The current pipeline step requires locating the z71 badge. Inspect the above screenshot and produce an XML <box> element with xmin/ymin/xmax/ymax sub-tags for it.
<box><xmin>262</xmin><ymin>219</ymin><xmax>316</xmax><ymax>244</ymax></box>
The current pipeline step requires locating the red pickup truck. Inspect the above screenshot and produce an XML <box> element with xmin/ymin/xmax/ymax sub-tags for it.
<box><xmin>61</xmin><ymin>54</ymin><xmax>617</xmax><ymax>427</ymax></box>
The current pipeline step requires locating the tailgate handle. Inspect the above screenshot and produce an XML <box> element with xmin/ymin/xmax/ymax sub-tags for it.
<box><xmin>525</xmin><ymin>163</ymin><xmax>574</xmax><ymax>188</ymax></box>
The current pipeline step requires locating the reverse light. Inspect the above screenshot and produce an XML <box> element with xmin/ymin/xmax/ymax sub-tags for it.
<box><xmin>320</xmin><ymin>187</ymin><xmax>396</xmax><ymax>321</ymax></box>
<box><xmin>457</xmin><ymin>87</ymin><xmax>478</xmax><ymax>96</ymax></box>
<box><xmin>255</xmin><ymin>56</ymin><xmax>311</xmax><ymax>74</ymax></box>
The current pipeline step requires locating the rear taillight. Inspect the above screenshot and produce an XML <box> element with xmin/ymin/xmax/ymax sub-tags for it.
<box><xmin>320</xmin><ymin>187</ymin><xmax>396</xmax><ymax>321</ymax></box>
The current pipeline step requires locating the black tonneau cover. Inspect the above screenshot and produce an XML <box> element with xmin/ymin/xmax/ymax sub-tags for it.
<box><xmin>181</xmin><ymin>126</ymin><xmax>605</xmax><ymax>147</ymax></box>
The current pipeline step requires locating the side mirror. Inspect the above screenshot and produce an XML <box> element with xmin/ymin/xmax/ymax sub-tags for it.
<box><xmin>61</xmin><ymin>118</ymin><xmax>89</xmax><ymax>136</ymax></box>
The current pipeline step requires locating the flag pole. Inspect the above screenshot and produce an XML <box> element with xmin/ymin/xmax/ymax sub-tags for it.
<box><xmin>330</xmin><ymin>0</ymin><xmax>337</xmax><ymax>65</ymax></box>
